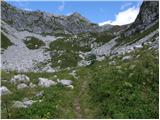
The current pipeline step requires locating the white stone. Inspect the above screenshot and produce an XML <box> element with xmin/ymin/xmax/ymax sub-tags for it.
<box><xmin>23</xmin><ymin>100</ymin><xmax>35</xmax><ymax>107</ymax></box>
<box><xmin>38</xmin><ymin>78</ymin><xmax>57</xmax><ymax>87</ymax></box>
<box><xmin>35</xmin><ymin>91</ymin><xmax>44</xmax><ymax>97</ymax></box>
<box><xmin>0</xmin><ymin>86</ymin><xmax>11</xmax><ymax>95</ymax></box>
<box><xmin>12</xmin><ymin>101</ymin><xmax>27</xmax><ymax>108</ymax></box>
<box><xmin>17</xmin><ymin>83</ymin><xmax>28</xmax><ymax>89</ymax></box>
<box><xmin>58</xmin><ymin>79</ymin><xmax>72</xmax><ymax>86</ymax></box>
<box><xmin>10</xmin><ymin>74</ymin><xmax>30</xmax><ymax>84</ymax></box>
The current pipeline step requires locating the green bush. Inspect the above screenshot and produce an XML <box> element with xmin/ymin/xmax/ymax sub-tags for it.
<box><xmin>24</xmin><ymin>37</ymin><xmax>45</xmax><ymax>49</ymax></box>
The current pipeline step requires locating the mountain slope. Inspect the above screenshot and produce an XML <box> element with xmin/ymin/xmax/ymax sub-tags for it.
<box><xmin>1</xmin><ymin>1</ymin><xmax>100</xmax><ymax>35</ymax></box>
<box><xmin>1</xmin><ymin>1</ymin><xmax>159</xmax><ymax>119</ymax></box>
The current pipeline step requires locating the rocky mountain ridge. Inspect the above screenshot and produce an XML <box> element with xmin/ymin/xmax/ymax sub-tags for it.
<box><xmin>124</xmin><ymin>1</ymin><xmax>159</xmax><ymax>37</ymax></box>
<box><xmin>1</xmin><ymin>1</ymin><xmax>103</xmax><ymax>35</ymax></box>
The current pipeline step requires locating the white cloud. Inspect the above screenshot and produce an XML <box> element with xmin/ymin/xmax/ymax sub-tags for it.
<box><xmin>58</xmin><ymin>1</ymin><xmax>65</xmax><ymax>11</ymax></box>
<box><xmin>120</xmin><ymin>2</ymin><xmax>132</xmax><ymax>10</ymax></box>
<box><xmin>99</xmin><ymin>6</ymin><xmax>139</xmax><ymax>26</ymax></box>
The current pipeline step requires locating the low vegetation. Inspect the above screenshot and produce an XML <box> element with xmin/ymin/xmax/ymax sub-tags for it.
<box><xmin>1</xmin><ymin>32</ymin><xmax>13</xmax><ymax>49</ymax></box>
<box><xmin>1</xmin><ymin>47</ymin><xmax>158</xmax><ymax>119</ymax></box>
<box><xmin>24</xmin><ymin>37</ymin><xmax>45</xmax><ymax>49</ymax></box>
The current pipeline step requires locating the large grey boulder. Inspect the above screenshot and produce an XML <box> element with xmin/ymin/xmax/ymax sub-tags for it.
<box><xmin>0</xmin><ymin>86</ymin><xmax>11</xmax><ymax>95</ymax></box>
<box><xmin>10</xmin><ymin>74</ymin><xmax>30</xmax><ymax>84</ymax></box>
<box><xmin>38</xmin><ymin>78</ymin><xmax>57</xmax><ymax>87</ymax></box>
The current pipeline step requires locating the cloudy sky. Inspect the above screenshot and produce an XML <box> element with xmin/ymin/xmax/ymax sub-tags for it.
<box><xmin>6</xmin><ymin>0</ymin><xmax>143</xmax><ymax>26</ymax></box>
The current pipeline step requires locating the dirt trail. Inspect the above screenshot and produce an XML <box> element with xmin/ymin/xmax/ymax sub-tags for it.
<box><xmin>74</xmin><ymin>81</ymin><xmax>88</xmax><ymax>118</ymax></box>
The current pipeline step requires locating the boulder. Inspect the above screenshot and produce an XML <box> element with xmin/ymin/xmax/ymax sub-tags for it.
<box><xmin>0</xmin><ymin>86</ymin><xmax>11</xmax><ymax>95</ymax></box>
<box><xmin>17</xmin><ymin>83</ymin><xmax>28</xmax><ymax>89</ymax></box>
<box><xmin>10</xmin><ymin>74</ymin><xmax>30</xmax><ymax>84</ymax></box>
<box><xmin>35</xmin><ymin>91</ymin><xmax>44</xmax><ymax>97</ymax></box>
<box><xmin>38</xmin><ymin>78</ymin><xmax>57</xmax><ymax>87</ymax></box>
<box><xmin>23</xmin><ymin>99</ymin><xmax>35</xmax><ymax>107</ymax></box>
<box><xmin>58</xmin><ymin>79</ymin><xmax>72</xmax><ymax>86</ymax></box>
<box><xmin>12</xmin><ymin>101</ymin><xmax>27</xmax><ymax>108</ymax></box>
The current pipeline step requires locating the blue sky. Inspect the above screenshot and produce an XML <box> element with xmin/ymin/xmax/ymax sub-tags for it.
<box><xmin>5</xmin><ymin>1</ymin><xmax>143</xmax><ymax>25</ymax></box>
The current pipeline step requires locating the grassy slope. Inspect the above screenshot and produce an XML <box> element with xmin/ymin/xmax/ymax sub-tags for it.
<box><xmin>1</xmin><ymin>46</ymin><xmax>158</xmax><ymax>119</ymax></box>
<box><xmin>1</xmin><ymin>32</ymin><xmax>13</xmax><ymax>49</ymax></box>
<box><xmin>48</xmin><ymin>32</ymin><xmax>114</xmax><ymax>69</ymax></box>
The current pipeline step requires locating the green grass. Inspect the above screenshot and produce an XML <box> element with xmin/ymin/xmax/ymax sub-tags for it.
<box><xmin>1</xmin><ymin>36</ymin><xmax>158</xmax><ymax>119</ymax></box>
<box><xmin>94</xmin><ymin>31</ymin><xmax>114</xmax><ymax>44</ymax></box>
<box><xmin>88</xmin><ymin>48</ymin><xmax>159</xmax><ymax>118</ymax></box>
<box><xmin>24</xmin><ymin>37</ymin><xmax>45</xmax><ymax>49</ymax></box>
<box><xmin>1</xmin><ymin>32</ymin><xmax>13</xmax><ymax>49</ymax></box>
<box><xmin>49</xmin><ymin>35</ymin><xmax>93</xmax><ymax>68</ymax></box>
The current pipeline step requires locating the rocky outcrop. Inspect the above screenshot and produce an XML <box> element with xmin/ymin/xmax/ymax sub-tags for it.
<box><xmin>124</xmin><ymin>1</ymin><xmax>159</xmax><ymax>37</ymax></box>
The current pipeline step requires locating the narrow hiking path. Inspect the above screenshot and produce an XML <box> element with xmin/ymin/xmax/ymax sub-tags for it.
<box><xmin>74</xmin><ymin>80</ymin><xmax>88</xmax><ymax>118</ymax></box>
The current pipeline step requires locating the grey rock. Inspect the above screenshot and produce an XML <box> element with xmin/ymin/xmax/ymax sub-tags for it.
<box><xmin>35</xmin><ymin>91</ymin><xmax>44</xmax><ymax>97</ymax></box>
<box><xmin>58</xmin><ymin>79</ymin><xmax>73</xmax><ymax>86</ymax></box>
<box><xmin>124</xmin><ymin>1</ymin><xmax>159</xmax><ymax>37</ymax></box>
<box><xmin>38</xmin><ymin>78</ymin><xmax>57</xmax><ymax>87</ymax></box>
<box><xmin>12</xmin><ymin>101</ymin><xmax>27</xmax><ymax>108</ymax></box>
<box><xmin>23</xmin><ymin>100</ymin><xmax>35</xmax><ymax>107</ymax></box>
<box><xmin>1</xmin><ymin>2</ymin><xmax>103</xmax><ymax>35</ymax></box>
<box><xmin>10</xmin><ymin>74</ymin><xmax>30</xmax><ymax>84</ymax></box>
<box><xmin>17</xmin><ymin>83</ymin><xmax>28</xmax><ymax>89</ymax></box>
<box><xmin>0</xmin><ymin>86</ymin><xmax>11</xmax><ymax>95</ymax></box>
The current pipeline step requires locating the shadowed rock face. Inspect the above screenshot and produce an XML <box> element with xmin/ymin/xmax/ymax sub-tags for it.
<box><xmin>124</xmin><ymin>1</ymin><xmax>159</xmax><ymax>37</ymax></box>
<box><xmin>1</xmin><ymin>1</ymin><xmax>101</xmax><ymax>35</ymax></box>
